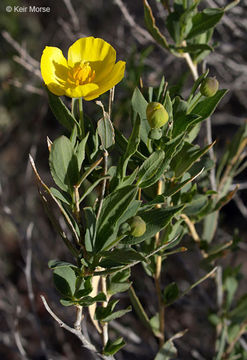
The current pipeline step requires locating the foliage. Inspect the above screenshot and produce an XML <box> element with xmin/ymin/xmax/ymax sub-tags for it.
<box><xmin>26</xmin><ymin>1</ymin><xmax>247</xmax><ymax>359</ymax></box>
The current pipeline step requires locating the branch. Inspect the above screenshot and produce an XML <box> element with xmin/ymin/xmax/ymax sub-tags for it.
<box><xmin>113</xmin><ymin>0</ymin><xmax>154</xmax><ymax>44</ymax></box>
<box><xmin>40</xmin><ymin>295</ymin><xmax>113</xmax><ymax>360</ymax></box>
<box><xmin>2</xmin><ymin>31</ymin><xmax>41</xmax><ymax>78</ymax></box>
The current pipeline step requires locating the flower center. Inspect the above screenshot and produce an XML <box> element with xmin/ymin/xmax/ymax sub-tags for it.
<box><xmin>68</xmin><ymin>62</ymin><xmax>95</xmax><ymax>86</ymax></box>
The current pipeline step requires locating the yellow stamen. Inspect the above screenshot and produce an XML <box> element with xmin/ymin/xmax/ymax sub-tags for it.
<box><xmin>68</xmin><ymin>62</ymin><xmax>95</xmax><ymax>86</ymax></box>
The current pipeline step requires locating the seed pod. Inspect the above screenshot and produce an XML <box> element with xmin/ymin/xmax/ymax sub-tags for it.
<box><xmin>148</xmin><ymin>128</ymin><xmax>162</xmax><ymax>140</ymax></box>
<box><xmin>146</xmin><ymin>102</ymin><xmax>169</xmax><ymax>129</ymax></box>
<box><xmin>128</xmin><ymin>216</ymin><xmax>146</xmax><ymax>237</ymax></box>
<box><xmin>200</xmin><ymin>77</ymin><xmax>219</xmax><ymax>97</ymax></box>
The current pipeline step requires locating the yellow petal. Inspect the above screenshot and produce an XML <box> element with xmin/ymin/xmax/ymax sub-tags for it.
<box><xmin>64</xmin><ymin>83</ymin><xmax>99</xmax><ymax>98</ymax></box>
<box><xmin>68</xmin><ymin>37</ymin><xmax>116</xmax><ymax>82</ymax></box>
<box><xmin>40</xmin><ymin>46</ymin><xmax>68</xmax><ymax>96</ymax></box>
<box><xmin>83</xmin><ymin>60</ymin><xmax>126</xmax><ymax>101</ymax></box>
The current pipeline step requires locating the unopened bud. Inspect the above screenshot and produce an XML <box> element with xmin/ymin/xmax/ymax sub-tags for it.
<box><xmin>200</xmin><ymin>77</ymin><xmax>219</xmax><ymax>97</ymax></box>
<box><xmin>146</xmin><ymin>102</ymin><xmax>168</xmax><ymax>129</ymax></box>
<box><xmin>128</xmin><ymin>216</ymin><xmax>146</xmax><ymax>237</ymax></box>
<box><xmin>119</xmin><ymin>222</ymin><xmax>131</xmax><ymax>235</ymax></box>
<box><xmin>148</xmin><ymin>128</ymin><xmax>162</xmax><ymax>140</ymax></box>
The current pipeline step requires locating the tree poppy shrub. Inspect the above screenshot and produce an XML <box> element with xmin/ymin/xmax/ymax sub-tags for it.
<box><xmin>30</xmin><ymin>2</ymin><xmax>247</xmax><ymax>359</ymax></box>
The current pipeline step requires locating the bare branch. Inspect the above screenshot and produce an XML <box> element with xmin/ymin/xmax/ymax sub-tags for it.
<box><xmin>40</xmin><ymin>295</ymin><xmax>114</xmax><ymax>360</ymax></box>
<box><xmin>63</xmin><ymin>0</ymin><xmax>80</xmax><ymax>32</ymax></box>
<box><xmin>2</xmin><ymin>31</ymin><xmax>41</xmax><ymax>78</ymax></box>
<box><xmin>113</xmin><ymin>0</ymin><xmax>154</xmax><ymax>44</ymax></box>
<box><xmin>13</xmin><ymin>306</ymin><xmax>29</xmax><ymax>360</ymax></box>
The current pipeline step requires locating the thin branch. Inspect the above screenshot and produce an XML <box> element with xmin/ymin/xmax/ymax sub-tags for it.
<box><xmin>108</xmin><ymin>87</ymin><xmax>115</xmax><ymax>118</ymax></box>
<box><xmin>23</xmin><ymin>223</ymin><xmax>49</xmax><ymax>357</ymax></box>
<box><xmin>74</xmin><ymin>305</ymin><xmax>83</xmax><ymax>331</ymax></box>
<box><xmin>182</xmin><ymin>51</ymin><xmax>199</xmax><ymax>81</ymax></box>
<box><xmin>2</xmin><ymin>31</ymin><xmax>39</xmax><ymax>68</ymax></box>
<box><xmin>13</xmin><ymin>55</ymin><xmax>42</xmax><ymax>79</ymax></box>
<box><xmin>13</xmin><ymin>306</ymin><xmax>29</xmax><ymax>360</ymax></box>
<box><xmin>113</xmin><ymin>0</ymin><xmax>154</xmax><ymax>44</ymax></box>
<box><xmin>2</xmin><ymin>31</ymin><xmax>41</xmax><ymax>78</ymax></box>
<box><xmin>8</xmin><ymin>79</ymin><xmax>43</xmax><ymax>95</ymax></box>
<box><xmin>176</xmin><ymin>267</ymin><xmax>218</xmax><ymax>303</ymax></box>
<box><xmin>180</xmin><ymin>214</ymin><xmax>200</xmax><ymax>244</ymax></box>
<box><xmin>218</xmin><ymin>138</ymin><xmax>247</xmax><ymax>193</ymax></box>
<box><xmin>101</xmin><ymin>277</ymin><xmax>109</xmax><ymax>346</ymax></box>
<box><xmin>233</xmin><ymin>193</ymin><xmax>247</xmax><ymax>219</ymax></box>
<box><xmin>63</xmin><ymin>0</ymin><xmax>80</xmax><ymax>32</ymax></box>
<box><xmin>154</xmin><ymin>179</ymin><xmax>165</xmax><ymax>347</ymax></box>
<box><xmin>40</xmin><ymin>295</ymin><xmax>113</xmax><ymax>360</ymax></box>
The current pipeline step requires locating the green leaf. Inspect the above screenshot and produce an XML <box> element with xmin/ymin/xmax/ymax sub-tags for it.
<box><xmin>46</xmin><ymin>88</ymin><xmax>77</xmax><ymax>132</ymax></box>
<box><xmin>171</xmin><ymin>141</ymin><xmax>214</xmax><ymax>178</ymax></box>
<box><xmin>60</xmin><ymin>299</ymin><xmax>75</xmax><ymax>306</ymax></box>
<box><xmin>79</xmin><ymin>176</ymin><xmax>109</xmax><ymax>205</ymax></box>
<box><xmin>96</xmin><ymin>303</ymin><xmax>132</xmax><ymax>322</ymax></box>
<box><xmin>76</xmin><ymin>133</ymin><xmax>89</xmax><ymax>170</ymax></box>
<box><xmin>137</xmin><ymin>150</ymin><xmax>166</xmax><ymax>188</ymax></box>
<box><xmin>229</xmin><ymin>294</ymin><xmax>247</xmax><ymax>323</ymax></box>
<box><xmin>154</xmin><ymin>339</ymin><xmax>177</xmax><ymax>360</ymax></box>
<box><xmin>174</xmin><ymin>43</ymin><xmax>213</xmax><ymax>53</ymax></box>
<box><xmin>74</xmin><ymin>276</ymin><xmax>93</xmax><ymax>298</ymax></box>
<box><xmin>100</xmin><ymin>248</ymin><xmax>147</xmax><ymax>268</ymax></box>
<box><xmin>189</xmin><ymin>70</ymin><xmax>209</xmax><ymax>98</ymax></box>
<box><xmin>166</xmin><ymin>12</ymin><xmax>182</xmax><ymax>44</ymax></box>
<box><xmin>172</xmin><ymin>113</ymin><xmax>201</xmax><ymax>138</ymax></box>
<box><xmin>70</xmin><ymin>124</ymin><xmax>78</xmax><ymax>146</ymax></box>
<box><xmin>225</xmin><ymin>276</ymin><xmax>238</xmax><ymax>309</ymax></box>
<box><xmin>184</xmin><ymin>194</ymin><xmax>208</xmax><ymax>216</ymax></box>
<box><xmin>107</xmin><ymin>282</ymin><xmax>131</xmax><ymax>296</ymax></box>
<box><xmin>157</xmin><ymin>76</ymin><xmax>166</xmax><ymax>103</ymax></box>
<box><xmin>202</xmin><ymin>211</ymin><xmax>218</xmax><ymax>243</ymax></box>
<box><xmin>29</xmin><ymin>155</ymin><xmax>80</xmax><ymax>247</ymax></box>
<box><xmin>163</xmin><ymin>282</ymin><xmax>179</xmax><ymax>305</ymax></box>
<box><xmin>53</xmin><ymin>266</ymin><xmax>77</xmax><ymax>297</ymax></box>
<box><xmin>83</xmin><ymin>207</ymin><xmax>96</xmax><ymax>252</ymax></box>
<box><xmin>97</xmin><ymin>113</ymin><xmax>115</xmax><ymax>149</ymax></box>
<box><xmin>163</xmin><ymin>91</ymin><xmax>173</xmax><ymax>126</ymax></box>
<box><xmin>49</xmin><ymin>136</ymin><xmax>79</xmax><ymax>191</ymax></box>
<box><xmin>48</xmin><ymin>260</ymin><xmax>77</xmax><ymax>270</ymax></box>
<box><xmin>191</xmin><ymin>89</ymin><xmax>228</xmax><ymax>120</ymax></box>
<box><xmin>108</xmin><ymin>269</ymin><xmax>131</xmax><ymax>296</ymax></box>
<box><xmin>128</xmin><ymin>285</ymin><xmax>155</xmax><ymax>334</ymax></box>
<box><xmin>143</xmin><ymin>0</ymin><xmax>169</xmax><ymax>49</ymax></box>
<box><xmin>123</xmin><ymin>205</ymin><xmax>184</xmax><ymax>245</ymax></box>
<box><xmin>50</xmin><ymin>187</ymin><xmax>71</xmax><ymax>206</ymax></box>
<box><xmin>115</xmin><ymin>126</ymin><xmax>146</xmax><ymax>161</ymax></box>
<box><xmin>96</xmin><ymin>185</ymin><xmax>138</xmax><ymax>251</ymax></box>
<box><xmin>214</xmin><ymin>187</ymin><xmax>238</xmax><ymax>212</ymax></box>
<box><xmin>131</xmin><ymin>88</ymin><xmax>149</xmax><ymax>144</ymax></box>
<box><xmin>186</xmin><ymin>8</ymin><xmax>224</xmax><ymax>40</ymax></box>
<box><xmin>163</xmin><ymin>168</ymin><xmax>204</xmax><ymax>198</ymax></box>
<box><xmin>103</xmin><ymin>337</ymin><xmax>125</xmax><ymax>356</ymax></box>
<box><xmin>78</xmin><ymin>292</ymin><xmax>106</xmax><ymax>306</ymax></box>
<box><xmin>120</xmin><ymin>116</ymin><xmax>141</xmax><ymax>178</ymax></box>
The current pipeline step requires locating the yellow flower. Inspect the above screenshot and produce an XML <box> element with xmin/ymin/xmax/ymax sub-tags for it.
<box><xmin>40</xmin><ymin>37</ymin><xmax>126</xmax><ymax>100</ymax></box>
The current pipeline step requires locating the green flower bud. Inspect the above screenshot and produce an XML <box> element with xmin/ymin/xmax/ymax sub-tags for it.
<box><xmin>128</xmin><ymin>216</ymin><xmax>146</xmax><ymax>237</ymax></box>
<box><xmin>146</xmin><ymin>102</ymin><xmax>169</xmax><ymax>129</ymax></box>
<box><xmin>118</xmin><ymin>222</ymin><xmax>131</xmax><ymax>235</ymax></box>
<box><xmin>148</xmin><ymin>128</ymin><xmax>162</xmax><ymax>140</ymax></box>
<box><xmin>200</xmin><ymin>77</ymin><xmax>219</xmax><ymax>97</ymax></box>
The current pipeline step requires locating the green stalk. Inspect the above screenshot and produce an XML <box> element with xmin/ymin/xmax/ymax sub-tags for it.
<box><xmin>79</xmin><ymin>97</ymin><xmax>85</xmax><ymax>138</ymax></box>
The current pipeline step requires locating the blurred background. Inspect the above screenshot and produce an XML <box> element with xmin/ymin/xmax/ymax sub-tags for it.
<box><xmin>0</xmin><ymin>0</ymin><xmax>247</xmax><ymax>359</ymax></box>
